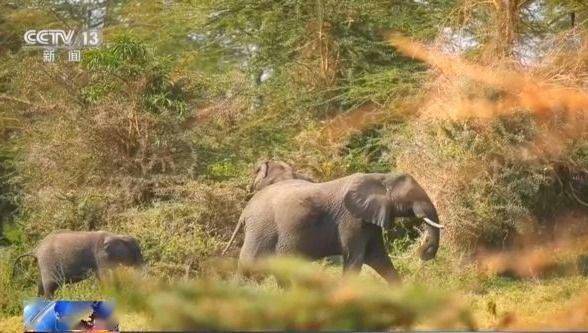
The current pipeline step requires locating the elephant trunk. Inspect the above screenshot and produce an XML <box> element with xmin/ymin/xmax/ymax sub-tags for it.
<box><xmin>414</xmin><ymin>201</ymin><xmax>440</xmax><ymax>261</ymax></box>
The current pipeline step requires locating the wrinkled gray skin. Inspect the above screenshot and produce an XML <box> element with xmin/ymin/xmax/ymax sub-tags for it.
<box><xmin>224</xmin><ymin>161</ymin><xmax>441</xmax><ymax>283</ymax></box>
<box><xmin>18</xmin><ymin>231</ymin><xmax>143</xmax><ymax>298</ymax></box>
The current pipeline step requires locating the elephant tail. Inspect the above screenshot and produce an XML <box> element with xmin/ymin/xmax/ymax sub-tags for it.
<box><xmin>222</xmin><ymin>217</ymin><xmax>245</xmax><ymax>256</ymax></box>
<box><xmin>12</xmin><ymin>253</ymin><xmax>37</xmax><ymax>280</ymax></box>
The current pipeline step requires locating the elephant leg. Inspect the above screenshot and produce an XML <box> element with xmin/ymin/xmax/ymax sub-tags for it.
<box><xmin>96</xmin><ymin>266</ymin><xmax>111</xmax><ymax>282</ymax></box>
<box><xmin>343</xmin><ymin>251</ymin><xmax>364</xmax><ymax>274</ymax></box>
<box><xmin>39</xmin><ymin>267</ymin><xmax>59</xmax><ymax>298</ymax></box>
<box><xmin>37</xmin><ymin>280</ymin><xmax>44</xmax><ymax>297</ymax></box>
<box><xmin>238</xmin><ymin>232</ymin><xmax>276</xmax><ymax>264</ymax></box>
<box><xmin>238</xmin><ymin>228</ymin><xmax>277</xmax><ymax>281</ymax></box>
<box><xmin>43</xmin><ymin>280</ymin><xmax>59</xmax><ymax>299</ymax></box>
<box><xmin>364</xmin><ymin>230</ymin><xmax>400</xmax><ymax>284</ymax></box>
<box><xmin>340</xmin><ymin>228</ymin><xmax>369</xmax><ymax>275</ymax></box>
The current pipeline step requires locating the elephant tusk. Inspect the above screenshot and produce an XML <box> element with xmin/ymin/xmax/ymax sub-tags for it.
<box><xmin>423</xmin><ymin>217</ymin><xmax>444</xmax><ymax>229</ymax></box>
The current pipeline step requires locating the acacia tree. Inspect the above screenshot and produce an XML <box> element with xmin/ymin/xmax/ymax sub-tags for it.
<box><xmin>453</xmin><ymin>0</ymin><xmax>588</xmax><ymax>61</ymax></box>
<box><xmin>198</xmin><ymin>0</ymin><xmax>456</xmax><ymax>112</ymax></box>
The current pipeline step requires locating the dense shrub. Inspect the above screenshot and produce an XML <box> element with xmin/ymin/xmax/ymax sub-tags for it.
<box><xmin>393</xmin><ymin>109</ymin><xmax>587</xmax><ymax>252</ymax></box>
<box><xmin>112</xmin><ymin>180</ymin><xmax>246</xmax><ymax>276</ymax></box>
<box><xmin>1</xmin><ymin>1</ymin><xmax>587</xmax><ymax>327</ymax></box>
<box><xmin>105</xmin><ymin>257</ymin><xmax>474</xmax><ymax>330</ymax></box>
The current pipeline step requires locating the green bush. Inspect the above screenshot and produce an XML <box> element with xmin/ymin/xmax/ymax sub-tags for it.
<box><xmin>112</xmin><ymin>181</ymin><xmax>246</xmax><ymax>277</ymax></box>
<box><xmin>393</xmin><ymin>114</ymin><xmax>587</xmax><ymax>252</ymax></box>
<box><xmin>105</xmin><ymin>257</ymin><xmax>474</xmax><ymax>330</ymax></box>
<box><xmin>0</xmin><ymin>246</ymin><xmax>36</xmax><ymax>316</ymax></box>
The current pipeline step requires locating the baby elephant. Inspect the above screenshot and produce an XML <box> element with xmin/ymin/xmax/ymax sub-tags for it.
<box><xmin>14</xmin><ymin>231</ymin><xmax>144</xmax><ymax>298</ymax></box>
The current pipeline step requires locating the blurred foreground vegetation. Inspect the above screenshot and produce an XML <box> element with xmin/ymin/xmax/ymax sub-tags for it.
<box><xmin>0</xmin><ymin>0</ymin><xmax>587</xmax><ymax>330</ymax></box>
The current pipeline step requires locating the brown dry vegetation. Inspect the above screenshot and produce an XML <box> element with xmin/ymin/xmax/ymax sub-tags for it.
<box><xmin>0</xmin><ymin>0</ymin><xmax>587</xmax><ymax>331</ymax></box>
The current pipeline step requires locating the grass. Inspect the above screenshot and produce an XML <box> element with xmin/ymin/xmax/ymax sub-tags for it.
<box><xmin>468</xmin><ymin>276</ymin><xmax>588</xmax><ymax>328</ymax></box>
<box><xmin>0</xmin><ymin>4</ymin><xmax>587</xmax><ymax>332</ymax></box>
<box><xmin>2</xmin><ymin>250</ymin><xmax>588</xmax><ymax>331</ymax></box>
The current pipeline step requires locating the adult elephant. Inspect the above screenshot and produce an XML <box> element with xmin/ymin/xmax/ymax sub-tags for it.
<box><xmin>223</xmin><ymin>160</ymin><xmax>443</xmax><ymax>283</ymax></box>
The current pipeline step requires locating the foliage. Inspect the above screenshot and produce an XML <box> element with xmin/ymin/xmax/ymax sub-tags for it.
<box><xmin>112</xmin><ymin>180</ymin><xmax>247</xmax><ymax>276</ymax></box>
<box><xmin>104</xmin><ymin>257</ymin><xmax>473</xmax><ymax>330</ymax></box>
<box><xmin>83</xmin><ymin>35</ymin><xmax>189</xmax><ymax>116</ymax></box>
<box><xmin>0</xmin><ymin>0</ymin><xmax>587</xmax><ymax>329</ymax></box>
<box><xmin>199</xmin><ymin>0</ymin><xmax>442</xmax><ymax>112</ymax></box>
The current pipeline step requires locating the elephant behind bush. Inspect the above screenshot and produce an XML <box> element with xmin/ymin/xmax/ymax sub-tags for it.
<box><xmin>14</xmin><ymin>230</ymin><xmax>144</xmax><ymax>298</ymax></box>
<box><xmin>224</xmin><ymin>160</ymin><xmax>443</xmax><ymax>282</ymax></box>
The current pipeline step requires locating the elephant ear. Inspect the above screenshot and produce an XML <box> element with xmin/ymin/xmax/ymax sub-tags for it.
<box><xmin>257</xmin><ymin>161</ymin><xmax>269</xmax><ymax>178</ymax></box>
<box><xmin>103</xmin><ymin>236</ymin><xmax>129</xmax><ymax>260</ymax></box>
<box><xmin>343</xmin><ymin>174</ymin><xmax>394</xmax><ymax>228</ymax></box>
